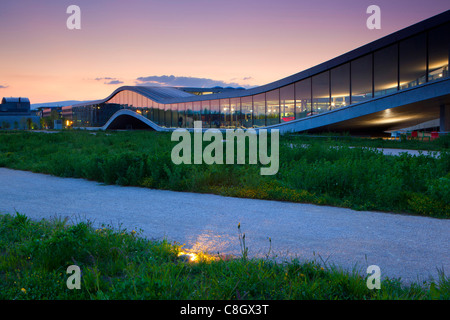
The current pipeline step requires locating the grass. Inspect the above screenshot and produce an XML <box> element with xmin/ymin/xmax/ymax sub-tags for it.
<box><xmin>1</xmin><ymin>212</ymin><xmax>448</xmax><ymax>300</ymax></box>
<box><xmin>285</xmin><ymin>132</ymin><xmax>450</xmax><ymax>151</ymax></box>
<box><xmin>0</xmin><ymin>130</ymin><xmax>448</xmax><ymax>218</ymax></box>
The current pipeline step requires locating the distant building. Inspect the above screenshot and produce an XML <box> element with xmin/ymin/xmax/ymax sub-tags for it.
<box><xmin>0</xmin><ymin>97</ymin><xmax>40</xmax><ymax>130</ymax></box>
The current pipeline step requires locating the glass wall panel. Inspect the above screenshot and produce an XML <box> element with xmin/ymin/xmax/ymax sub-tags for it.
<box><xmin>240</xmin><ymin>96</ymin><xmax>253</xmax><ymax>128</ymax></box>
<box><xmin>428</xmin><ymin>23</ymin><xmax>450</xmax><ymax>81</ymax></box>
<box><xmin>312</xmin><ymin>71</ymin><xmax>330</xmax><ymax>114</ymax></box>
<box><xmin>351</xmin><ymin>54</ymin><xmax>373</xmax><ymax>103</ymax></box>
<box><xmin>201</xmin><ymin>100</ymin><xmax>210</xmax><ymax>128</ymax></box>
<box><xmin>119</xmin><ymin>91</ymin><xmax>125</xmax><ymax>107</ymax></box>
<box><xmin>142</xmin><ymin>97</ymin><xmax>149</xmax><ymax>119</ymax></box>
<box><xmin>266</xmin><ymin>89</ymin><xmax>280</xmax><ymax>126</ymax></box>
<box><xmin>114</xmin><ymin>92</ymin><xmax>120</xmax><ymax>106</ymax></box>
<box><xmin>158</xmin><ymin>103</ymin><xmax>165</xmax><ymax>126</ymax></box>
<box><xmin>331</xmin><ymin>63</ymin><xmax>350</xmax><ymax>109</ymax></box>
<box><xmin>210</xmin><ymin>100</ymin><xmax>220</xmax><ymax>128</ymax></box>
<box><xmin>171</xmin><ymin>104</ymin><xmax>178</xmax><ymax>127</ymax></box>
<box><xmin>193</xmin><ymin>101</ymin><xmax>201</xmax><ymax>124</ymax></box>
<box><xmin>185</xmin><ymin>102</ymin><xmax>194</xmax><ymax>128</ymax></box>
<box><xmin>177</xmin><ymin>103</ymin><xmax>186</xmax><ymax>127</ymax></box>
<box><xmin>230</xmin><ymin>97</ymin><xmax>240</xmax><ymax>128</ymax></box>
<box><xmin>253</xmin><ymin>93</ymin><xmax>266</xmax><ymax>127</ymax></box>
<box><xmin>131</xmin><ymin>91</ymin><xmax>137</xmax><ymax>110</ymax></box>
<box><xmin>374</xmin><ymin>44</ymin><xmax>398</xmax><ymax>97</ymax></box>
<box><xmin>109</xmin><ymin>94</ymin><xmax>117</xmax><ymax>104</ymax></box>
<box><xmin>117</xmin><ymin>91</ymin><xmax>124</xmax><ymax>106</ymax></box>
<box><xmin>152</xmin><ymin>103</ymin><xmax>158</xmax><ymax>124</ymax></box>
<box><xmin>295</xmin><ymin>78</ymin><xmax>311</xmax><ymax>118</ymax></box>
<box><xmin>148</xmin><ymin>98</ymin><xmax>155</xmax><ymax>121</ymax></box>
<box><xmin>280</xmin><ymin>84</ymin><xmax>295</xmax><ymax>122</ymax></box>
<box><xmin>120</xmin><ymin>91</ymin><xmax>125</xmax><ymax>108</ymax></box>
<box><xmin>164</xmin><ymin>104</ymin><xmax>171</xmax><ymax>127</ymax></box>
<box><xmin>220</xmin><ymin>99</ymin><xmax>231</xmax><ymax>128</ymax></box>
<box><xmin>399</xmin><ymin>33</ymin><xmax>427</xmax><ymax>89</ymax></box>
<box><xmin>136</xmin><ymin>93</ymin><xmax>142</xmax><ymax>109</ymax></box>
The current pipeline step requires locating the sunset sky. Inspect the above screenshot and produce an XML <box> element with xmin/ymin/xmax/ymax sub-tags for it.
<box><xmin>0</xmin><ymin>0</ymin><xmax>449</xmax><ymax>104</ymax></box>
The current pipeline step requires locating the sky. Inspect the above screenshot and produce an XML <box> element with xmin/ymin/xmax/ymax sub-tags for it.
<box><xmin>0</xmin><ymin>0</ymin><xmax>449</xmax><ymax>104</ymax></box>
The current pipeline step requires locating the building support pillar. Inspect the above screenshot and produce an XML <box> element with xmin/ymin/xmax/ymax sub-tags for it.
<box><xmin>440</xmin><ymin>104</ymin><xmax>450</xmax><ymax>133</ymax></box>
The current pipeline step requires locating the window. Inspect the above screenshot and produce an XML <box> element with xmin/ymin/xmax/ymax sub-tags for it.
<box><xmin>399</xmin><ymin>33</ymin><xmax>427</xmax><ymax>89</ymax></box>
<box><xmin>193</xmin><ymin>101</ymin><xmax>202</xmax><ymax>124</ymax></box>
<box><xmin>241</xmin><ymin>96</ymin><xmax>253</xmax><ymax>128</ymax></box>
<box><xmin>331</xmin><ymin>63</ymin><xmax>350</xmax><ymax>109</ymax></box>
<box><xmin>230</xmin><ymin>98</ymin><xmax>240</xmax><ymax>128</ymax></box>
<box><xmin>280</xmin><ymin>84</ymin><xmax>295</xmax><ymax>122</ymax></box>
<box><xmin>177</xmin><ymin>103</ymin><xmax>186</xmax><ymax>127</ymax></box>
<box><xmin>351</xmin><ymin>54</ymin><xmax>373</xmax><ymax>103</ymax></box>
<box><xmin>220</xmin><ymin>99</ymin><xmax>231</xmax><ymax>128</ymax></box>
<box><xmin>312</xmin><ymin>71</ymin><xmax>330</xmax><ymax>114</ymax></box>
<box><xmin>158</xmin><ymin>104</ymin><xmax>165</xmax><ymax>126</ymax></box>
<box><xmin>185</xmin><ymin>102</ymin><xmax>193</xmax><ymax>128</ymax></box>
<box><xmin>210</xmin><ymin>100</ymin><xmax>220</xmax><ymax>128</ymax></box>
<box><xmin>428</xmin><ymin>23</ymin><xmax>450</xmax><ymax>82</ymax></box>
<box><xmin>374</xmin><ymin>44</ymin><xmax>398</xmax><ymax>97</ymax></box>
<box><xmin>253</xmin><ymin>93</ymin><xmax>266</xmax><ymax>127</ymax></box>
<box><xmin>201</xmin><ymin>101</ymin><xmax>210</xmax><ymax>128</ymax></box>
<box><xmin>295</xmin><ymin>78</ymin><xmax>311</xmax><ymax>118</ymax></box>
<box><xmin>171</xmin><ymin>104</ymin><xmax>178</xmax><ymax>127</ymax></box>
<box><xmin>164</xmin><ymin>104</ymin><xmax>171</xmax><ymax>127</ymax></box>
<box><xmin>266</xmin><ymin>89</ymin><xmax>280</xmax><ymax>126</ymax></box>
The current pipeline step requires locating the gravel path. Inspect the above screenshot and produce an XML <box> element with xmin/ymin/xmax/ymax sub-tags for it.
<box><xmin>0</xmin><ymin>167</ymin><xmax>448</xmax><ymax>284</ymax></box>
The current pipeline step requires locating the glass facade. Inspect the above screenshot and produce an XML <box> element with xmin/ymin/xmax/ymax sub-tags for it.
<box><xmin>253</xmin><ymin>93</ymin><xmax>266</xmax><ymax>127</ymax></box>
<box><xmin>280</xmin><ymin>84</ymin><xmax>295</xmax><ymax>122</ymax></box>
<box><xmin>230</xmin><ymin>97</ymin><xmax>240</xmax><ymax>128</ymax></box>
<box><xmin>241</xmin><ymin>96</ymin><xmax>253</xmax><ymax>128</ymax></box>
<box><xmin>351</xmin><ymin>54</ymin><xmax>373</xmax><ymax>103</ymax></box>
<box><xmin>219</xmin><ymin>99</ymin><xmax>231</xmax><ymax>128</ymax></box>
<box><xmin>201</xmin><ymin>100</ymin><xmax>210</xmax><ymax>128</ymax></box>
<box><xmin>428</xmin><ymin>23</ymin><xmax>450</xmax><ymax>81</ymax></box>
<box><xmin>312</xmin><ymin>71</ymin><xmax>330</xmax><ymax>114</ymax></box>
<box><xmin>331</xmin><ymin>63</ymin><xmax>350</xmax><ymax>109</ymax></box>
<box><xmin>266</xmin><ymin>89</ymin><xmax>280</xmax><ymax>126</ymax></box>
<box><xmin>374</xmin><ymin>44</ymin><xmax>398</xmax><ymax>97</ymax></box>
<box><xmin>399</xmin><ymin>33</ymin><xmax>427</xmax><ymax>89</ymax></box>
<box><xmin>210</xmin><ymin>100</ymin><xmax>220</xmax><ymax>128</ymax></box>
<box><xmin>69</xmin><ymin>21</ymin><xmax>449</xmax><ymax>129</ymax></box>
<box><xmin>295</xmin><ymin>78</ymin><xmax>311</xmax><ymax>118</ymax></box>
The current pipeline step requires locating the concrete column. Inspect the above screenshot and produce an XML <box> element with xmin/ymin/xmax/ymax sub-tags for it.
<box><xmin>440</xmin><ymin>104</ymin><xmax>450</xmax><ymax>133</ymax></box>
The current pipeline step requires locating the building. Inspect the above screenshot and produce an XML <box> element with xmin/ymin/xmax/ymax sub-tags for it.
<box><xmin>65</xmin><ymin>10</ymin><xmax>450</xmax><ymax>136</ymax></box>
<box><xmin>0</xmin><ymin>97</ymin><xmax>40</xmax><ymax>130</ymax></box>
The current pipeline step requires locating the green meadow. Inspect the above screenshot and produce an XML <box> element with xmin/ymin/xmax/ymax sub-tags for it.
<box><xmin>0</xmin><ymin>130</ymin><xmax>448</xmax><ymax>218</ymax></box>
<box><xmin>0</xmin><ymin>212</ymin><xmax>448</xmax><ymax>300</ymax></box>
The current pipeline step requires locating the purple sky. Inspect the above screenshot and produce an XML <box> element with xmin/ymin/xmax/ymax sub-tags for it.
<box><xmin>0</xmin><ymin>0</ymin><xmax>448</xmax><ymax>103</ymax></box>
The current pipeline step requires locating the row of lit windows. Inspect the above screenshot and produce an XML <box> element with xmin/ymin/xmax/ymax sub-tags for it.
<box><xmin>72</xmin><ymin>23</ymin><xmax>449</xmax><ymax>129</ymax></box>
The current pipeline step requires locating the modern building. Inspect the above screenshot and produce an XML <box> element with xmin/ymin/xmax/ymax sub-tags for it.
<box><xmin>64</xmin><ymin>10</ymin><xmax>450</xmax><ymax>136</ymax></box>
<box><xmin>0</xmin><ymin>97</ymin><xmax>40</xmax><ymax>130</ymax></box>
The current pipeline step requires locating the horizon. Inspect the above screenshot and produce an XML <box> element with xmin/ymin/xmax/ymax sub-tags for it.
<box><xmin>0</xmin><ymin>0</ymin><xmax>449</xmax><ymax>104</ymax></box>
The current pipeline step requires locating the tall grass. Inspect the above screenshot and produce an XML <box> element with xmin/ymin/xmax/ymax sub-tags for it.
<box><xmin>1</xmin><ymin>213</ymin><xmax>448</xmax><ymax>300</ymax></box>
<box><xmin>0</xmin><ymin>130</ymin><xmax>448</xmax><ymax>217</ymax></box>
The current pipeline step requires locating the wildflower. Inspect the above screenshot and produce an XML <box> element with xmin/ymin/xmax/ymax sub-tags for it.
<box><xmin>21</xmin><ymin>288</ymin><xmax>26</xmax><ymax>294</ymax></box>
